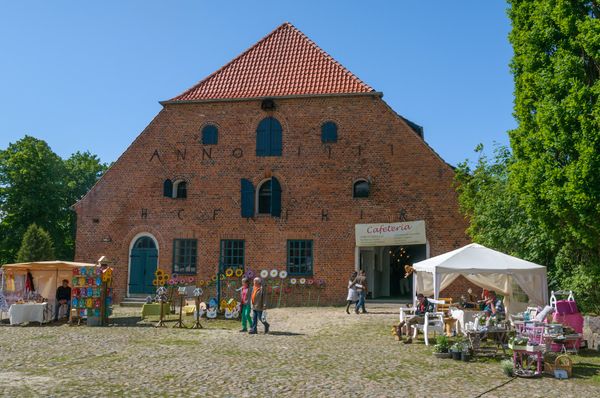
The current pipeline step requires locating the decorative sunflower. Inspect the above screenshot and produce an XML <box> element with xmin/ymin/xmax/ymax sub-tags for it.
<box><xmin>211</xmin><ymin>275</ymin><xmax>217</xmax><ymax>282</ymax></box>
<box><xmin>260</xmin><ymin>270</ymin><xmax>269</xmax><ymax>279</ymax></box>
<box><xmin>235</xmin><ymin>268</ymin><xmax>243</xmax><ymax>277</ymax></box>
<box><xmin>198</xmin><ymin>279</ymin><xmax>205</xmax><ymax>287</ymax></box>
<box><xmin>279</xmin><ymin>270</ymin><xmax>288</xmax><ymax>279</ymax></box>
<box><xmin>299</xmin><ymin>278</ymin><xmax>306</xmax><ymax>285</ymax></box>
<box><xmin>155</xmin><ymin>269</ymin><xmax>164</xmax><ymax>277</ymax></box>
<box><xmin>270</xmin><ymin>269</ymin><xmax>278</xmax><ymax>278</ymax></box>
<box><xmin>220</xmin><ymin>274</ymin><xmax>226</xmax><ymax>281</ymax></box>
<box><xmin>152</xmin><ymin>280</ymin><xmax>158</xmax><ymax>286</ymax></box>
<box><xmin>290</xmin><ymin>278</ymin><xmax>297</xmax><ymax>285</ymax></box>
<box><xmin>307</xmin><ymin>278</ymin><xmax>314</xmax><ymax>286</ymax></box>
<box><xmin>225</xmin><ymin>268</ymin><xmax>234</xmax><ymax>277</ymax></box>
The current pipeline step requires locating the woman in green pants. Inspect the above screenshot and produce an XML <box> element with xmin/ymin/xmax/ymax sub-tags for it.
<box><xmin>238</xmin><ymin>277</ymin><xmax>253</xmax><ymax>332</ymax></box>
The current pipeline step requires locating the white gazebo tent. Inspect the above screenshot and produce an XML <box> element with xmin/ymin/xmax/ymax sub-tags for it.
<box><xmin>412</xmin><ymin>243</ymin><xmax>548</xmax><ymax>314</ymax></box>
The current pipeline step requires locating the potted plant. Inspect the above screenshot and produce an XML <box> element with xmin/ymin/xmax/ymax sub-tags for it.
<box><xmin>450</xmin><ymin>342</ymin><xmax>462</xmax><ymax>360</ymax></box>
<box><xmin>508</xmin><ymin>336</ymin><xmax>528</xmax><ymax>350</ymax></box>
<box><xmin>432</xmin><ymin>335</ymin><xmax>451</xmax><ymax>358</ymax></box>
<box><xmin>461</xmin><ymin>345</ymin><xmax>472</xmax><ymax>362</ymax></box>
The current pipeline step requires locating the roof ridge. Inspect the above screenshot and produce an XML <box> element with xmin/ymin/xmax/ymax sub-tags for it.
<box><xmin>167</xmin><ymin>22</ymin><xmax>375</xmax><ymax>102</ymax></box>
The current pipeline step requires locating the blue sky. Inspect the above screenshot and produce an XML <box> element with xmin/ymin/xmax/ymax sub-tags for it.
<box><xmin>0</xmin><ymin>1</ymin><xmax>514</xmax><ymax>167</ymax></box>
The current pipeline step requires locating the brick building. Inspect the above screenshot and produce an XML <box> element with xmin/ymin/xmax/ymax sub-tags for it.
<box><xmin>74</xmin><ymin>22</ymin><xmax>471</xmax><ymax>304</ymax></box>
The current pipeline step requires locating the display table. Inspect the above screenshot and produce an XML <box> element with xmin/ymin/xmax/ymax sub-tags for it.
<box><xmin>450</xmin><ymin>309</ymin><xmax>480</xmax><ymax>335</ymax></box>
<box><xmin>8</xmin><ymin>303</ymin><xmax>48</xmax><ymax>325</ymax></box>
<box><xmin>141</xmin><ymin>302</ymin><xmax>170</xmax><ymax>318</ymax></box>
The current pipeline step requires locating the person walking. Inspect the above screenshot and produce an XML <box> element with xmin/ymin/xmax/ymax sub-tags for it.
<box><xmin>345</xmin><ymin>271</ymin><xmax>360</xmax><ymax>314</ymax></box>
<box><xmin>354</xmin><ymin>270</ymin><xmax>368</xmax><ymax>314</ymax></box>
<box><xmin>238</xmin><ymin>277</ymin><xmax>252</xmax><ymax>332</ymax></box>
<box><xmin>249</xmin><ymin>277</ymin><xmax>270</xmax><ymax>334</ymax></box>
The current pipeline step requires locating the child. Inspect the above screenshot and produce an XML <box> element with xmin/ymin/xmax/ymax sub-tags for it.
<box><xmin>345</xmin><ymin>271</ymin><xmax>361</xmax><ymax>314</ymax></box>
<box><xmin>238</xmin><ymin>277</ymin><xmax>252</xmax><ymax>332</ymax></box>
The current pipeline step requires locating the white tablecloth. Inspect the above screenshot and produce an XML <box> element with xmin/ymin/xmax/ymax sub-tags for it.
<box><xmin>8</xmin><ymin>303</ymin><xmax>48</xmax><ymax>325</ymax></box>
<box><xmin>451</xmin><ymin>309</ymin><xmax>480</xmax><ymax>334</ymax></box>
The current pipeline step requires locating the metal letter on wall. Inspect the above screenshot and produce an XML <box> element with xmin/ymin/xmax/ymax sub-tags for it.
<box><xmin>150</xmin><ymin>150</ymin><xmax>161</xmax><ymax>162</ymax></box>
<box><xmin>202</xmin><ymin>147</ymin><xmax>212</xmax><ymax>160</ymax></box>
<box><xmin>176</xmin><ymin>148</ymin><xmax>186</xmax><ymax>161</ymax></box>
<box><xmin>321</xmin><ymin>209</ymin><xmax>328</xmax><ymax>221</ymax></box>
<box><xmin>177</xmin><ymin>209</ymin><xmax>184</xmax><ymax>220</ymax></box>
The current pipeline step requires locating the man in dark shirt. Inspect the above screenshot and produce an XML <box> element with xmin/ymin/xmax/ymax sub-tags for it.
<box><xmin>354</xmin><ymin>270</ymin><xmax>368</xmax><ymax>314</ymax></box>
<box><xmin>54</xmin><ymin>279</ymin><xmax>71</xmax><ymax>321</ymax></box>
<box><xmin>395</xmin><ymin>293</ymin><xmax>435</xmax><ymax>343</ymax></box>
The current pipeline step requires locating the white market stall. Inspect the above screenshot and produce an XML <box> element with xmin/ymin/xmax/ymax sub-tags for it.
<box><xmin>1</xmin><ymin>261</ymin><xmax>94</xmax><ymax>324</ymax></box>
<box><xmin>412</xmin><ymin>243</ymin><xmax>548</xmax><ymax>314</ymax></box>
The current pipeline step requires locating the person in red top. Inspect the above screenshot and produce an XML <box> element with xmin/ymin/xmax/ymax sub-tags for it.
<box><xmin>238</xmin><ymin>277</ymin><xmax>253</xmax><ymax>332</ymax></box>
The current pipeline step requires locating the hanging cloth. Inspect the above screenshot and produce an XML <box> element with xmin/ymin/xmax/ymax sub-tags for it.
<box><xmin>25</xmin><ymin>271</ymin><xmax>35</xmax><ymax>293</ymax></box>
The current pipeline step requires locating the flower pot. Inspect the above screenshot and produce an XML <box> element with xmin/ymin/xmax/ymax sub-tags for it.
<box><xmin>433</xmin><ymin>352</ymin><xmax>451</xmax><ymax>359</ymax></box>
<box><xmin>452</xmin><ymin>351</ymin><xmax>462</xmax><ymax>360</ymax></box>
<box><xmin>461</xmin><ymin>352</ymin><xmax>471</xmax><ymax>362</ymax></box>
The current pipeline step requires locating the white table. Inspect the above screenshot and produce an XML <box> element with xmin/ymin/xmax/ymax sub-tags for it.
<box><xmin>8</xmin><ymin>303</ymin><xmax>48</xmax><ymax>325</ymax></box>
<box><xmin>450</xmin><ymin>309</ymin><xmax>481</xmax><ymax>335</ymax></box>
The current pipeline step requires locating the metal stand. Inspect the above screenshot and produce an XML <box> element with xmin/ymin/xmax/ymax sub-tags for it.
<box><xmin>155</xmin><ymin>299</ymin><xmax>167</xmax><ymax>328</ymax></box>
<box><xmin>173</xmin><ymin>295</ymin><xmax>186</xmax><ymax>328</ymax></box>
<box><xmin>191</xmin><ymin>297</ymin><xmax>203</xmax><ymax>329</ymax></box>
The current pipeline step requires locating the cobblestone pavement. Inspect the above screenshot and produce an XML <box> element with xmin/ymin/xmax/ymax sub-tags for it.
<box><xmin>0</xmin><ymin>304</ymin><xmax>599</xmax><ymax>397</ymax></box>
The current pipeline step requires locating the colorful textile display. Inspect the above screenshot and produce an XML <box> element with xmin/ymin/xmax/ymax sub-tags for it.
<box><xmin>70</xmin><ymin>265</ymin><xmax>113</xmax><ymax>322</ymax></box>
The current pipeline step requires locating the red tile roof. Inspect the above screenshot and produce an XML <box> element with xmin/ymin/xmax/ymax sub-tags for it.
<box><xmin>167</xmin><ymin>22</ymin><xmax>375</xmax><ymax>102</ymax></box>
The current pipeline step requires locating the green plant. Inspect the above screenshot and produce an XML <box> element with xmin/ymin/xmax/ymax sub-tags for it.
<box><xmin>432</xmin><ymin>344</ymin><xmax>444</xmax><ymax>353</ymax></box>
<box><xmin>435</xmin><ymin>335</ymin><xmax>450</xmax><ymax>351</ymax></box>
<box><xmin>501</xmin><ymin>360</ymin><xmax>514</xmax><ymax>377</ymax></box>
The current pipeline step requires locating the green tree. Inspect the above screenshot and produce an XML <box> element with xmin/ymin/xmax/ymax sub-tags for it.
<box><xmin>508</xmin><ymin>0</ymin><xmax>600</xmax><ymax>312</ymax></box>
<box><xmin>0</xmin><ymin>136</ymin><xmax>66</xmax><ymax>263</ymax></box>
<box><xmin>16</xmin><ymin>223</ymin><xmax>55</xmax><ymax>262</ymax></box>
<box><xmin>0</xmin><ymin>137</ymin><xmax>107</xmax><ymax>264</ymax></box>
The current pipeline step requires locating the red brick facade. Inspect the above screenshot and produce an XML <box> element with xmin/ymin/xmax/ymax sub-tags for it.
<box><xmin>73</xmin><ymin>94</ymin><xmax>471</xmax><ymax>304</ymax></box>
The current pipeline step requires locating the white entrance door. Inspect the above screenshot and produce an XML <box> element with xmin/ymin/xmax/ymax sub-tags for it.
<box><xmin>360</xmin><ymin>249</ymin><xmax>375</xmax><ymax>299</ymax></box>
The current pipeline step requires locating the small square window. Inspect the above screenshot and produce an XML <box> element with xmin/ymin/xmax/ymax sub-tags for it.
<box><xmin>287</xmin><ymin>240</ymin><xmax>313</xmax><ymax>276</ymax></box>
<box><xmin>172</xmin><ymin>239</ymin><xmax>197</xmax><ymax>274</ymax></box>
<box><xmin>220</xmin><ymin>240</ymin><xmax>245</xmax><ymax>272</ymax></box>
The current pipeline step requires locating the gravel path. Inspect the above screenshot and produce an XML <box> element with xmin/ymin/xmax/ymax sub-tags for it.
<box><xmin>0</xmin><ymin>304</ymin><xmax>599</xmax><ymax>397</ymax></box>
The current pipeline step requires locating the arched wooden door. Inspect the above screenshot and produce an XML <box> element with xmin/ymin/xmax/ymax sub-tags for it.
<box><xmin>129</xmin><ymin>236</ymin><xmax>158</xmax><ymax>294</ymax></box>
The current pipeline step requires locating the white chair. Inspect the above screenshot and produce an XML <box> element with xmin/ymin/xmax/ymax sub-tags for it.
<box><xmin>411</xmin><ymin>311</ymin><xmax>445</xmax><ymax>345</ymax></box>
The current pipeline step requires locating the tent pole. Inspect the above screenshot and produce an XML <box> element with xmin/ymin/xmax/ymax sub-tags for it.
<box><xmin>412</xmin><ymin>271</ymin><xmax>416</xmax><ymax>308</ymax></box>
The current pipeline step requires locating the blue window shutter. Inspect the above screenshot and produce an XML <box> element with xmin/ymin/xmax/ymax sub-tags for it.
<box><xmin>256</xmin><ymin>118</ymin><xmax>269</xmax><ymax>156</ymax></box>
<box><xmin>202</xmin><ymin>125</ymin><xmax>218</xmax><ymax>145</ymax></box>
<box><xmin>241</xmin><ymin>179</ymin><xmax>255</xmax><ymax>218</ymax></box>
<box><xmin>321</xmin><ymin>122</ymin><xmax>337</xmax><ymax>143</ymax></box>
<box><xmin>163</xmin><ymin>179</ymin><xmax>173</xmax><ymax>197</ymax></box>
<box><xmin>270</xmin><ymin>117</ymin><xmax>282</xmax><ymax>156</ymax></box>
<box><xmin>271</xmin><ymin>177</ymin><xmax>281</xmax><ymax>217</ymax></box>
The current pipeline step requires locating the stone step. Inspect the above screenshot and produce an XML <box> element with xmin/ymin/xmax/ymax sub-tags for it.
<box><xmin>119</xmin><ymin>296</ymin><xmax>149</xmax><ymax>307</ymax></box>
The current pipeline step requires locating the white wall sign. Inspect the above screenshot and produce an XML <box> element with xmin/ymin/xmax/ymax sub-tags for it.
<box><xmin>355</xmin><ymin>221</ymin><xmax>426</xmax><ymax>247</ymax></box>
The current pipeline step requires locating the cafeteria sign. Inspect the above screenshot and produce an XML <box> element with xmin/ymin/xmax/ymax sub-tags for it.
<box><xmin>355</xmin><ymin>221</ymin><xmax>426</xmax><ymax>247</ymax></box>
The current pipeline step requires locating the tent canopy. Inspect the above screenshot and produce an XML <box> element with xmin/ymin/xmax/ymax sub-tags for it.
<box><xmin>1</xmin><ymin>261</ymin><xmax>94</xmax><ymax>272</ymax></box>
<box><xmin>1</xmin><ymin>261</ymin><xmax>94</xmax><ymax>305</ymax></box>
<box><xmin>412</xmin><ymin>243</ymin><xmax>548</xmax><ymax>313</ymax></box>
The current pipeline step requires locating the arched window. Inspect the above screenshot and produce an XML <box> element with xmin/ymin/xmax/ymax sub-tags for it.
<box><xmin>353</xmin><ymin>179</ymin><xmax>370</xmax><ymax>198</ymax></box>
<box><xmin>173</xmin><ymin>180</ymin><xmax>187</xmax><ymax>199</ymax></box>
<box><xmin>202</xmin><ymin>125</ymin><xmax>218</xmax><ymax>145</ymax></box>
<box><xmin>321</xmin><ymin>121</ymin><xmax>338</xmax><ymax>143</ymax></box>
<box><xmin>256</xmin><ymin>117</ymin><xmax>282</xmax><ymax>156</ymax></box>
<box><xmin>254</xmin><ymin>177</ymin><xmax>281</xmax><ymax>217</ymax></box>
<box><xmin>163</xmin><ymin>179</ymin><xmax>173</xmax><ymax>197</ymax></box>
<box><xmin>133</xmin><ymin>236</ymin><xmax>156</xmax><ymax>249</ymax></box>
